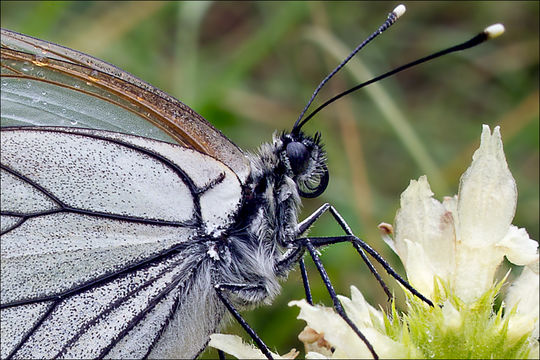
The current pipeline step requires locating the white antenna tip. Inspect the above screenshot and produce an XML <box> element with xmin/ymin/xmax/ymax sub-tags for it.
<box><xmin>485</xmin><ymin>23</ymin><xmax>505</xmax><ymax>39</ymax></box>
<box><xmin>393</xmin><ymin>4</ymin><xmax>406</xmax><ymax>18</ymax></box>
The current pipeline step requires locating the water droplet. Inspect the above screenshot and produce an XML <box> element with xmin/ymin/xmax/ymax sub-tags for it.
<box><xmin>1</xmin><ymin>80</ymin><xmax>7</xmax><ymax>87</ymax></box>
<box><xmin>21</xmin><ymin>61</ymin><xmax>33</xmax><ymax>72</ymax></box>
<box><xmin>25</xmin><ymin>82</ymin><xmax>32</xmax><ymax>89</ymax></box>
<box><xmin>36</xmin><ymin>70</ymin><xmax>45</xmax><ymax>78</ymax></box>
<box><xmin>70</xmin><ymin>120</ymin><xmax>78</xmax><ymax>125</ymax></box>
<box><xmin>41</xmin><ymin>91</ymin><xmax>47</xmax><ymax>96</ymax></box>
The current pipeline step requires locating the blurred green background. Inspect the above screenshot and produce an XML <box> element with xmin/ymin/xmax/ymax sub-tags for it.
<box><xmin>2</xmin><ymin>1</ymin><xmax>538</xmax><ymax>357</ymax></box>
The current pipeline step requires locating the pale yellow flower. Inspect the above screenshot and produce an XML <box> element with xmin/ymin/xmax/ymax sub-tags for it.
<box><xmin>386</xmin><ymin>125</ymin><xmax>538</xmax><ymax>303</ymax></box>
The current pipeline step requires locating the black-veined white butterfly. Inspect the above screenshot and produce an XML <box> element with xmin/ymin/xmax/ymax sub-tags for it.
<box><xmin>1</xmin><ymin>3</ymin><xmax>512</xmax><ymax>359</ymax></box>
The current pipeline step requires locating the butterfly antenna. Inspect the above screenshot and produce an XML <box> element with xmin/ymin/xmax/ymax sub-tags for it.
<box><xmin>291</xmin><ymin>4</ymin><xmax>406</xmax><ymax>135</ymax></box>
<box><xmin>298</xmin><ymin>23</ymin><xmax>505</xmax><ymax>128</ymax></box>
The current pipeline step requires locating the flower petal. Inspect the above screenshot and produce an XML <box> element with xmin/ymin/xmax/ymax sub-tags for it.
<box><xmin>298</xmin><ymin>326</ymin><xmax>333</xmax><ymax>357</ymax></box>
<box><xmin>443</xmin><ymin>195</ymin><xmax>460</xmax><ymax>237</ymax></box>
<box><xmin>394</xmin><ymin>175</ymin><xmax>456</xmax><ymax>279</ymax></box>
<box><xmin>289</xmin><ymin>299</ymin><xmax>363</xmax><ymax>356</ymax></box>
<box><xmin>379</xmin><ymin>222</ymin><xmax>398</xmax><ymax>255</ymax></box>
<box><xmin>402</xmin><ymin>239</ymin><xmax>437</xmax><ymax>298</ymax></box>
<box><xmin>453</xmin><ymin>244</ymin><xmax>504</xmax><ymax>302</ymax></box>
<box><xmin>208</xmin><ymin>334</ymin><xmax>297</xmax><ymax>359</ymax></box>
<box><xmin>457</xmin><ymin>125</ymin><xmax>517</xmax><ymax>248</ymax></box>
<box><xmin>505</xmin><ymin>265</ymin><xmax>540</xmax><ymax>339</ymax></box>
<box><xmin>289</xmin><ymin>298</ymin><xmax>407</xmax><ymax>358</ymax></box>
<box><xmin>441</xmin><ymin>299</ymin><xmax>462</xmax><ymax>330</ymax></box>
<box><xmin>337</xmin><ymin>286</ymin><xmax>384</xmax><ymax>329</ymax></box>
<box><xmin>496</xmin><ymin>225</ymin><xmax>539</xmax><ymax>266</ymax></box>
<box><xmin>306</xmin><ymin>351</ymin><xmax>329</xmax><ymax>359</ymax></box>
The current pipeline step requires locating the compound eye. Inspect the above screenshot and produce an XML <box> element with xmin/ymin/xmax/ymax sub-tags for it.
<box><xmin>286</xmin><ymin>141</ymin><xmax>310</xmax><ymax>175</ymax></box>
<box><xmin>297</xmin><ymin>165</ymin><xmax>329</xmax><ymax>198</ymax></box>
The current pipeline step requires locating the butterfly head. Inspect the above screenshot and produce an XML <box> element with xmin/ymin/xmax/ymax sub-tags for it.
<box><xmin>280</xmin><ymin>130</ymin><xmax>328</xmax><ymax>198</ymax></box>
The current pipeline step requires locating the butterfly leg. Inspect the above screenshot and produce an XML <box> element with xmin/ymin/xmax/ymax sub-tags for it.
<box><xmin>276</xmin><ymin>204</ymin><xmax>432</xmax><ymax>359</ymax></box>
<box><xmin>311</xmin><ymin>204</ymin><xmax>390</xmax><ymax>299</ymax></box>
<box><xmin>294</xmin><ymin>203</ymin><xmax>433</xmax><ymax>306</ymax></box>
<box><xmin>215</xmin><ymin>283</ymin><xmax>274</xmax><ymax>360</ymax></box>
<box><xmin>303</xmin><ymin>238</ymin><xmax>379</xmax><ymax>359</ymax></box>
<box><xmin>291</xmin><ymin>203</ymin><xmax>391</xmax><ymax>301</ymax></box>
<box><xmin>298</xmin><ymin>258</ymin><xmax>313</xmax><ymax>305</ymax></box>
<box><xmin>304</xmin><ymin>234</ymin><xmax>433</xmax><ymax>307</ymax></box>
<box><xmin>218</xmin><ymin>349</ymin><xmax>226</xmax><ymax>360</ymax></box>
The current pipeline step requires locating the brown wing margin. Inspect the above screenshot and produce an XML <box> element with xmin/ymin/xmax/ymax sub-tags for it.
<box><xmin>0</xmin><ymin>28</ymin><xmax>250</xmax><ymax>183</ymax></box>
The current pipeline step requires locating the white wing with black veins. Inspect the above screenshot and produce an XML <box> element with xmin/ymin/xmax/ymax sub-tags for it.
<box><xmin>0</xmin><ymin>127</ymin><xmax>242</xmax><ymax>358</ymax></box>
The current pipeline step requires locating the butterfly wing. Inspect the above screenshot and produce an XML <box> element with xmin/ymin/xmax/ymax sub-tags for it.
<box><xmin>1</xmin><ymin>127</ymin><xmax>240</xmax><ymax>358</ymax></box>
<box><xmin>2</xmin><ymin>244</ymin><xmax>221</xmax><ymax>359</ymax></box>
<box><xmin>0</xmin><ymin>28</ymin><xmax>250</xmax><ymax>183</ymax></box>
<box><xmin>0</xmin><ymin>30</ymin><xmax>252</xmax><ymax>357</ymax></box>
